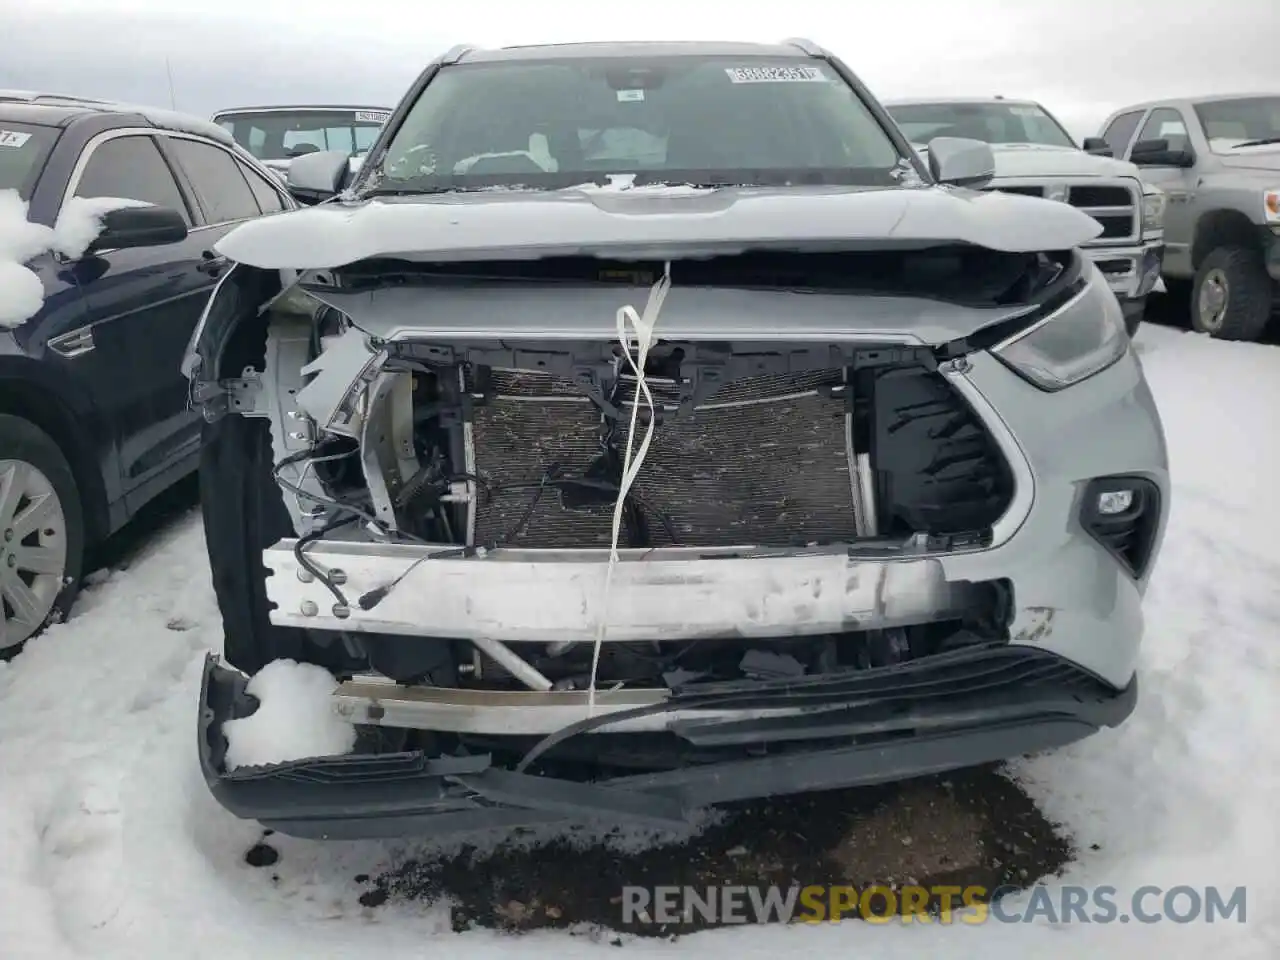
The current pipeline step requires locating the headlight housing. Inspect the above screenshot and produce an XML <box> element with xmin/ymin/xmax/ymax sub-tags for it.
<box><xmin>1141</xmin><ymin>188</ymin><xmax>1166</xmax><ymax>235</ymax></box>
<box><xmin>992</xmin><ymin>266</ymin><xmax>1128</xmax><ymax>391</ymax></box>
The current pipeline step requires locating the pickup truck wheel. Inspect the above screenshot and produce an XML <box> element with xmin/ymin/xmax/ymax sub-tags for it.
<box><xmin>200</xmin><ymin>413</ymin><xmax>338</xmax><ymax>675</ymax></box>
<box><xmin>1192</xmin><ymin>246</ymin><xmax>1274</xmax><ymax>341</ymax></box>
<box><xmin>0</xmin><ymin>414</ymin><xmax>85</xmax><ymax>658</ymax></box>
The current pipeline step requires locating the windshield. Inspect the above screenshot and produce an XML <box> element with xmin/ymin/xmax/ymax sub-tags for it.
<box><xmin>0</xmin><ymin>122</ymin><xmax>58</xmax><ymax>201</ymax></box>
<box><xmin>216</xmin><ymin>109</ymin><xmax>390</xmax><ymax>161</ymax></box>
<box><xmin>886</xmin><ymin>101</ymin><xmax>1076</xmax><ymax>149</ymax></box>
<box><xmin>1194</xmin><ymin>97</ymin><xmax>1280</xmax><ymax>152</ymax></box>
<box><xmin>365</xmin><ymin>56</ymin><xmax>906</xmax><ymax>192</ymax></box>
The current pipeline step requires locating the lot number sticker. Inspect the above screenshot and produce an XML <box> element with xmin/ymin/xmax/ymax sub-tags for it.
<box><xmin>0</xmin><ymin>130</ymin><xmax>32</xmax><ymax>148</ymax></box>
<box><xmin>355</xmin><ymin>111</ymin><xmax>390</xmax><ymax>124</ymax></box>
<box><xmin>725</xmin><ymin>66</ymin><xmax>827</xmax><ymax>84</ymax></box>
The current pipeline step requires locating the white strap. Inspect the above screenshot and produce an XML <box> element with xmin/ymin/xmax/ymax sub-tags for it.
<box><xmin>586</xmin><ymin>263</ymin><xmax>671</xmax><ymax>714</ymax></box>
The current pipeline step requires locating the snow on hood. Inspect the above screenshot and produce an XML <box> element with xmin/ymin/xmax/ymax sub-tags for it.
<box><xmin>0</xmin><ymin>190</ymin><xmax>150</xmax><ymax>329</ymax></box>
<box><xmin>214</xmin><ymin>183</ymin><xmax>1104</xmax><ymax>270</ymax></box>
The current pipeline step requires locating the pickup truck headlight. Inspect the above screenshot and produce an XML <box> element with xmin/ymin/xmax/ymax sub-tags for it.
<box><xmin>1141</xmin><ymin>189</ymin><xmax>1166</xmax><ymax>235</ymax></box>
<box><xmin>992</xmin><ymin>267</ymin><xmax>1128</xmax><ymax>391</ymax></box>
<box><xmin>1264</xmin><ymin>189</ymin><xmax>1280</xmax><ymax>224</ymax></box>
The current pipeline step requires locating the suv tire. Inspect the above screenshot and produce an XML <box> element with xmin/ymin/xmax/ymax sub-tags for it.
<box><xmin>0</xmin><ymin>414</ymin><xmax>84</xmax><ymax>658</ymax></box>
<box><xmin>1191</xmin><ymin>245</ymin><xmax>1274</xmax><ymax>341</ymax></box>
<box><xmin>200</xmin><ymin>413</ymin><xmax>357</xmax><ymax>676</ymax></box>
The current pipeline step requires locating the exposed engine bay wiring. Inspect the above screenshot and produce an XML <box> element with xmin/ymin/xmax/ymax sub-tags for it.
<box><xmin>587</xmin><ymin>262</ymin><xmax>671</xmax><ymax>715</ymax></box>
<box><xmin>274</xmin><ymin>268</ymin><xmax>679</xmax><ymax>712</ymax></box>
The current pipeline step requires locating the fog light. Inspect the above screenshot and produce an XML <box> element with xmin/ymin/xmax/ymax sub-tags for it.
<box><xmin>1097</xmin><ymin>489</ymin><xmax>1134</xmax><ymax>515</ymax></box>
<box><xmin>1081</xmin><ymin>477</ymin><xmax>1161</xmax><ymax>578</ymax></box>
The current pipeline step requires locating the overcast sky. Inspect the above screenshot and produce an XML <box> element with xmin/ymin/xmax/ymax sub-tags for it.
<box><xmin>3</xmin><ymin>0</ymin><xmax>1278</xmax><ymax>139</ymax></box>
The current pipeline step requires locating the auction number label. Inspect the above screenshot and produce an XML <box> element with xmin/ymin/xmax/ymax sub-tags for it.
<box><xmin>355</xmin><ymin>111</ymin><xmax>391</xmax><ymax>124</ymax></box>
<box><xmin>724</xmin><ymin>65</ymin><xmax>827</xmax><ymax>84</ymax></box>
<box><xmin>0</xmin><ymin>129</ymin><xmax>32</xmax><ymax>148</ymax></box>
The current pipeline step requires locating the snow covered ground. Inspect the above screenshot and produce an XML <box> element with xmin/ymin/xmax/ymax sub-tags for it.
<box><xmin>0</xmin><ymin>322</ymin><xmax>1276</xmax><ymax>959</ymax></box>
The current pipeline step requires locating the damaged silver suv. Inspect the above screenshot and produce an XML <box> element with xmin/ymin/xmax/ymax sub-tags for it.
<box><xmin>184</xmin><ymin>39</ymin><xmax>1170</xmax><ymax>840</ymax></box>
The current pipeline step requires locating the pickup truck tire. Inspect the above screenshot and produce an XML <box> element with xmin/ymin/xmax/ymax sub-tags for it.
<box><xmin>200</xmin><ymin>413</ymin><xmax>351</xmax><ymax>676</ymax></box>
<box><xmin>1191</xmin><ymin>246</ymin><xmax>1274</xmax><ymax>341</ymax></box>
<box><xmin>0</xmin><ymin>414</ymin><xmax>85</xmax><ymax>659</ymax></box>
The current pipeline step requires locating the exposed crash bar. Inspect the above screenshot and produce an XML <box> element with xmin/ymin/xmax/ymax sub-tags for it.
<box><xmin>265</xmin><ymin>540</ymin><xmax>980</xmax><ymax>643</ymax></box>
<box><xmin>331</xmin><ymin>676</ymin><xmax>812</xmax><ymax>733</ymax></box>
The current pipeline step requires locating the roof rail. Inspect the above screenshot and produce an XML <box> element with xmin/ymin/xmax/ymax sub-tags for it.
<box><xmin>781</xmin><ymin>37</ymin><xmax>825</xmax><ymax>56</ymax></box>
<box><xmin>0</xmin><ymin>89</ymin><xmax>110</xmax><ymax>106</ymax></box>
<box><xmin>440</xmin><ymin>44</ymin><xmax>476</xmax><ymax>65</ymax></box>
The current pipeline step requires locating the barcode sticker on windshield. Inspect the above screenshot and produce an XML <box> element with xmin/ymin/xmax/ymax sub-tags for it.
<box><xmin>355</xmin><ymin>111</ymin><xmax>390</xmax><ymax>123</ymax></box>
<box><xmin>0</xmin><ymin>130</ymin><xmax>32</xmax><ymax>148</ymax></box>
<box><xmin>1009</xmin><ymin>106</ymin><xmax>1041</xmax><ymax>117</ymax></box>
<box><xmin>617</xmin><ymin>89</ymin><xmax>645</xmax><ymax>102</ymax></box>
<box><xmin>725</xmin><ymin>65</ymin><xmax>827</xmax><ymax>84</ymax></box>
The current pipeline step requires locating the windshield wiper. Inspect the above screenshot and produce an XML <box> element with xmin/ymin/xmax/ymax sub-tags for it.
<box><xmin>1231</xmin><ymin>136</ymin><xmax>1280</xmax><ymax>148</ymax></box>
<box><xmin>360</xmin><ymin>185</ymin><xmax>496</xmax><ymax>197</ymax></box>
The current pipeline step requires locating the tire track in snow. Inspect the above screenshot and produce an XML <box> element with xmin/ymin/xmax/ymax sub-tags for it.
<box><xmin>0</xmin><ymin>512</ymin><xmax>219</xmax><ymax>950</ymax></box>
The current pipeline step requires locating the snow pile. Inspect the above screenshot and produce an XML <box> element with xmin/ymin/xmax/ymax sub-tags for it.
<box><xmin>51</xmin><ymin>195</ymin><xmax>150</xmax><ymax>260</ymax></box>
<box><xmin>0</xmin><ymin>189</ymin><xmax>151</xmax><ymax>328</ymax></box>
<box><xmin>0</xmin><ymin>189</ymin><xmax>56</xmax><ymax>327</ymax></box>
<box><xmin>222</xmin><ymin>659</ymin><xmax>357</xmax><ymax>770</ymax></box>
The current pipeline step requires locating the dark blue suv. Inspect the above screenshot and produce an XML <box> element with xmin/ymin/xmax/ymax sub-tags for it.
<box><xmin>0</xmin><ymin>91</ymin><xmax>295</xmax><ymax>655</ymax></box>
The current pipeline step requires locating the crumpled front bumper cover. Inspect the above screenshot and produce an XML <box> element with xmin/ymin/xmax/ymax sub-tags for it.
<box><xmin>199</xmin><ymin>645</ymin><xmax>1137</xmax><ymax>841</ymax></box>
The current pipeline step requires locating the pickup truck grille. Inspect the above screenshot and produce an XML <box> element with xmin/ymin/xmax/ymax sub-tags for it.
<box><xmin>985</xmin><ymin>178</ymin><xmax>1140</xmax><ymax>245</ymax></box>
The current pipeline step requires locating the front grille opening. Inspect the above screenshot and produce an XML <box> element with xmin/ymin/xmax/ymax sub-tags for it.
<box><xmin>1069</xmin><ymin>185</ymin><xmax>1132</xmax><ymax>207</ymax></box>
<box><xmin>1094</xmin><ymin>258</ymin><xmax>1134</xmax><ymax>276</ymax></box>
<box><xmin>988</xmin><ymin>185</ymin><xmax>1044</xmax><ymax>198</ymax></box>
<box><xmin>1091</xmin><ymin>214</ymin><xmax>1139</xmax><ymax>240</ymax></box>
<box><xmin>1080</xmin><ymin>476</ymin><xmax>1161</xmax><ymax>578</ymax></box>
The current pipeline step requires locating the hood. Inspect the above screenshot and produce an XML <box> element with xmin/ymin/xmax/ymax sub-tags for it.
<box><xmin>913</xmin><ymin>142</ymin><xmax>1142</xmax><ymax>181</ymax></box>
<box><xmin>1216</xmin><ymin>147</ymin><xmax>1280</xmax><ymax>174</ymax></box>
<box><xmin>986</xmin><ymin>143</ymin><xmax>1142</xmax><ymax>180</ymax></box>
<box><xmin>213</xmin><ymin>183</ymin><xmax>1103</xmax><ymax>270</ymax></box>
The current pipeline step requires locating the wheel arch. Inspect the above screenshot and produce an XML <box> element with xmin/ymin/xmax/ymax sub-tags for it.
<box><xmin>0</xmin><ymin>368</ymin><xmax>111</xmax><ymax>545</ymax></box>
<box><xmin>1191</xmin><ymin>208</ymin><xmax>1263</xmax><ymax>270</ymax></box>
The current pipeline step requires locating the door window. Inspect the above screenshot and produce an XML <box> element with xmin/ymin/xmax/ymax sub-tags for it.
<box><xmin>1101</xmin><ymin>110</ymin><xmax>1144</xmax><ymax>156</ymax></box>
<box><xmin>237</xmin><ymin>160</ymin><xmax>287</xmax><ymax>213</ymax></box>
<box><xmin>73</xmin><ymin>135</ymin><xmax>191</xmax><ymax>223</ymax></box>
<box><xmin>166</xmin><ymin>137</ymin><xmax>261</xmax><ymax>224</ymax></box>
<box><xmin>1135</xmin><ymin>108</ymin><xmax>1190</xmax><ymax>153</ymax></box>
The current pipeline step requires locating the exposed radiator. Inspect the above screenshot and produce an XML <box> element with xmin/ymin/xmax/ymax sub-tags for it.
<box><xmin>466</xmin><ymin>367</ymin><xmax>859</xmax><ymax>549</ymax></box>
<box><xmin>469</xmin><ymin>370</ymin><xmax>616</xmax><ymax>549</ymax></box>
<box><xmin>619</xmin><ymin>369</ymin><xmax>856</xmax><ymax>547</ymax></box>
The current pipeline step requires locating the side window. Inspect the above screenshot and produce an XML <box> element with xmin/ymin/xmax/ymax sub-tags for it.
<box><xmin>73</xmin><ymin>135</ymin><xmax>191</xmax><ymax>224</ymax></box>
<box><xmin>165</xmin><ymin>137</ymin><xmax>261</xmax><ymax>223</ymax></box>
<box><xmin>1101</xmin><ymin>110</ymin><xmax>1144</xmax><ymax>156</ymax></box>
<box><xmin>237</xmin><ymin>160</ymin><xmax>286</xmax><ymax>214</ymax></box>
<box><xmin>1135</xmin><ymin>107</ymin><xmax>1190</xmax><ymax>153</ymax></box>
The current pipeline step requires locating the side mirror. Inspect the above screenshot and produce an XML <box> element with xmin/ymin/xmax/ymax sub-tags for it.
<box><xmin>925</xmin><ymin>136</ymin><xmax>996</xmax><ymax>189</ymax></box>
<box><xmin>1129</xmin><ymin>138</ymin><xmax>1195</xmax><ymax>168</ymax></box>
<box><xmin>286</xmin><ymin>150</ymin><xmax>350</xmax><ymax>204</ymax></box>
<box><xmin>87</xmin><ymin>205</ymin><xmax>188</xmax><ymax>253</ymax></box>
<box><xmin>1082</xmin><ymin>137</ymin><xmax>1114</xmax><ymax>157</ymax></box>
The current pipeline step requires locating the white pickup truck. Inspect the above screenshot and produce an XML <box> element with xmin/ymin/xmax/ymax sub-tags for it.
<box><xmin>886</xmin><ymin>97</ymin><xmax>1167</xmax><ymax>335</ymax></box>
